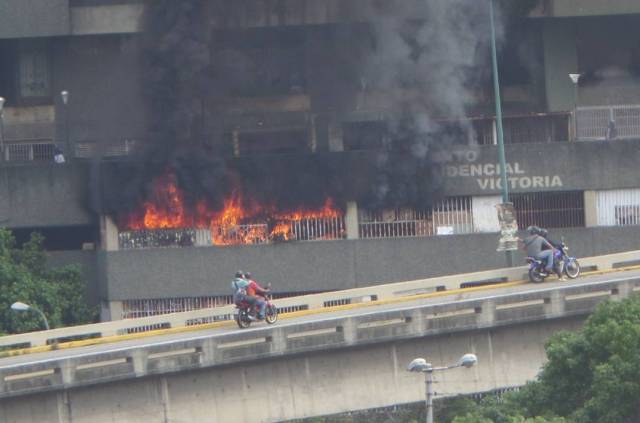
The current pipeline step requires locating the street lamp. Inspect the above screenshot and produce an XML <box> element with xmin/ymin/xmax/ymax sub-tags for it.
<box><xmin>11</xmin><ymin>301</ymin><xmax>50</xmax><ymax>331</ymax></box>
<box><xmin>568</xmin><ymin>73</ymin><xmax>581</xmax><ymax>141</ymax></box>
<box><xmin>489</xmin><ymin>0</ymin><xmax>515</xmax><ymax>266</ymax></box>
<box><xmin>0</xmin><ymin>96</ymin><xmax>5</xmax><ymax>158</ymax></box>
<box><xmin>408</xmin><ymin>353</ymin><xmax>478</xmax><ymax>423</ymax></box>
<box><xmin>60</xmin><ymin>90</ymin><xmax>70</xmax><ymax>157</ymax></box>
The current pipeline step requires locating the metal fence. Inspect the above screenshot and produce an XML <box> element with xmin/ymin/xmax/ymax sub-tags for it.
<box><xmin>120</xmin><ymin>216</ymin><xmax>345</xmax><ymax>249</ymax></box>
<box><xmin>472</xmin><ymin>112</ymin><xmax>570</xmax><ymax>145</ymax></box>
<box><xmin>2</xmin><ymin>141</ymin><xmax>56</xmax><ymax>162</ymax></box>
<box><xmin>119</xmin><ymin>228</ymin><xmax>198</xmax><ymax>250</ymax></box>
<box><xmin>359</xmin><ymin>197</ymin><xmax>474</xmax><ymax>239</ymax></box>
<box><xmin>510</xmin><ymin>191</ymin><xmax>585</xmax><ymax>229</ymax></box>
<box><xmin>121</xmin><ymin>290</ymin><xmax>324</xmax><ymax>319</ymax></box>
<box><xmin>596</xmin><ymin>189</ymin><xmax>640</xmax><ymax>227</ymax></box>
<box><xmin>577</xmin><ymin>105</ymin><xmax>640</xmax><ymax>141</ymax></box>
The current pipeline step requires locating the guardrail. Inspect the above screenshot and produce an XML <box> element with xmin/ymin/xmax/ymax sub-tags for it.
<box><xmin>1</xmin><ymin>276</ymin><xmax>639</xmax><ymax>399</ymax></box>
<box><xmin>1</xmin><ymin>249</ymin><xmax>640</xmax><ymax>351</ymax></box>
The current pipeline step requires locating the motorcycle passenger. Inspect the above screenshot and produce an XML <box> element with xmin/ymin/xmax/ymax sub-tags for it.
<box><xmin>538</xmin><ymin>227</ymin><xmax>567</xmax><ymax>281</ymax></box>
<box><xmin>521</xmin><ymin>226</ymin><xmax>556</xmax><ymax>276</ymax></box>
<box><xmin>243</xmin><ymin>271</ymin><xmax>270</xmax><ymax>320</ymax></box>
<box><xmin>231</xmin><ymin>271</ymin><xmax>257</xmax><ymax>320</ymax></box>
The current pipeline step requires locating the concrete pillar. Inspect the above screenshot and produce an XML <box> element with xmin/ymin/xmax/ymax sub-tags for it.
<box><xmin>345</xmin><ymin>201</ymin><xmax>359</xmax><ymax>240</ymax></box>
<box><xmin>583</xmin><ymin>190</ymin><xmax>598</xmax><ymax>227</ymax></box>
<box><xmin>327</xmin><ymin>116</ymin><xmax>344</xmax><ymax>152</ymax></box>
<box><xmin>232</xmin><ymin>129</ymin><xmax>240</xmax><ymax>157</ymax></box>
<box><xmin>100</xmin><ymin>215</ymin><xmax>120</xmax><ymax>251</ymax></box>
<box><xmin>542</xmin><ymin>19</ymin><xmax>578</xmax><ymax>112</ymax></box>
<box><xmin>101</xmin><ymin>300</ymin><xmax>124</xmax><ymax>322</ymax></box>
<box><xmin>308</xmin><ymin>114</ymin><xmax>317</xmax><ymax>152</ymax></box>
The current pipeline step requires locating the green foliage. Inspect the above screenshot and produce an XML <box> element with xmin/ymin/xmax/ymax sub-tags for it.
<box><xmin>0</xmin><ymin>229</ymin><xmax>96</xmax><ymax>335</ymax></box>
<box><xmin>449</xmin><ymin>294</ymin><xmax>640</xmax><ymax>423</ymax></box>
<box><xmin>528</xmin><ymin>295</ymin><xmax>640</xmax><ymax>422</ymax></box>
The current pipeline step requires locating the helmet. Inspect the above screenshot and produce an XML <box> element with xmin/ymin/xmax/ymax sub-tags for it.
<box><xmin>538</xmin><ymin>228</ymin><xmax>548</xmax><ymax>238</ymax></box>
<box><xmin>235</xmin><ymin>270</ymin><xmax>245</xmax><ymax>279</ymax></box>
<box><xmin>527</xmin><ymin>226</ymin><xmax>540</xmax><ymax>235</ymax></box>
<box><xmin>243</xmin><ymin>271</ymin><xmax>252</xmax><ymax>280</ymax></box>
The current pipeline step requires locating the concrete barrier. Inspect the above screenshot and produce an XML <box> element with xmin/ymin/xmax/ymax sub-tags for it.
<box><xmin>1</xmin><ymin>249</ymin><xmax>639</xmax><ymax>351</ymax></box>
<box><xmin>0</xmin><ymin>275</ymin><xmax>639</xmax><ymax>400</ymax></box>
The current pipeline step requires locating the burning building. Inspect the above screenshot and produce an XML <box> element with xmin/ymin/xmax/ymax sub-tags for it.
<box><xmin>1</xmin><ymin>0</ymin><xmax>640</xmax><ymax>320</ymax></box>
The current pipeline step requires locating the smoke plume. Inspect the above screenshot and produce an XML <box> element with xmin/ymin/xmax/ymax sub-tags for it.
<box><xmin>102</xmin><ymin>0</ymin><xmax>527</xmax><ymax>223</ymax></box>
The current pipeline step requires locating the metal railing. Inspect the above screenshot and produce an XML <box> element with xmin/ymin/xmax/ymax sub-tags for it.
<box><xmin>359</xmin><ymin>197</ymin><xmax>474</xmax><ymax>239</ymax></box>
<box><xmin>2</xmin><ymin>141</ymin><xmax>56</xmax><ymax>162</ymax></box>
<box><xmin>120</xmin><ymin>216</ymin><xmax>346</xmax><ymax>249</ymax></box>
<box><xmin>472</xmin><ymin>112</ymin><xmax>570</xmax><ymax>145</ymax></box>
<box><xmin>510</xmin><ymin>191</ymin><xmax>585</xmax><ymax>229</ymax></box>
<box><xmin>0</xmin><ymin>249</ymin><xmax>638</xmax><ymax>351</ymax></box>
<box><xmin>596</xmin><ymin>189</ymin><xmax>640</xmax><ymax>227</ymax></box>
<box><xmin>119</xmin><ymin>229</ymin><xmax>198</xmax><ymax>250</ymax></box>
<box><xmin>577</xmin><ymin>105</ymin><xmax>640</xmax><ymax>141</ymax></box>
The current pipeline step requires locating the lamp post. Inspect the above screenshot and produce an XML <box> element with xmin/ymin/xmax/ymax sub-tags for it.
<box><xmin>408</xmin><ymin>353</ymin><xmax>478</xmax><ymax>423</ymax></box>
<box><xmin>0</xmin><ymin>96</ymin><xmax>5</xmax><ymax>159</ymax></box>
<box><xmin>568</xmin><ymin>73</ymin><xmax>581</xmax><ymax>141</ymax></box>
<box><xmin>489</xmin><ymin>0</ymin><xmax>515</xmax><ymax>266</ymax></box>
<box><xmin>11</xmin><ymin>301</ymin><xmax>50</xmax><ymax>331</ymax></box>
<box><xmin>60</xmin><ymin>90</ymin><xmax>70</xmax><ymax>157</ymax></box>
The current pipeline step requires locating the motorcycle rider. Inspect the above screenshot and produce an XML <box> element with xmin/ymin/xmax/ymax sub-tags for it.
<box><xmin>520</xmin><ymin>226</ymin><xmax>556</xmax><ymax>277</ymax></box>
<box><xmin>231</xmin><ymin>271</ymin><xmax>258</xmax><ymax>320</ymax></box>
<box><xmin>243</xmin><ymin>271</ymin><xmax>270</xmax><ymax>320</ymax></box>
<box><xmin>537</xmin><ymin>227</ymin><xmax>567</xmax><ymax>281</ymax></box>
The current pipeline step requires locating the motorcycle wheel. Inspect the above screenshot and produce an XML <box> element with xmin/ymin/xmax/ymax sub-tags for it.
<box><xmin>564</xmin><ymin>259</ymin><xmax>581</xmax><ymax>279</ymax></box>
<box><xmin>529</xmin><ymin>267</ymin><xmax>545</xmax><ymax>283</ymax></box>
<box><xmin>235</xmin><ymin>311</ymin><xmax>252</xmax><ymax>329</ymax></box>
<box><xmin>265</xmin><ymin>305</ymin><xmax>278</xmax><ymax>324</ymax></box>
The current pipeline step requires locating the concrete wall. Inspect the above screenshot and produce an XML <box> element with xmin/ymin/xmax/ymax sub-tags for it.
<box><xmin>442</xmin><ymin>139</ymin><xmax>640</xmax><ymax>196</ymax></box>
<box><xmin>0</xmin><ymin>163</ymin><xmax>94</xmax><ymax>228</ymax></box>
<box><xmin>0</xmin><ymin>318</ymin><xmax>585</xmax><ymax>423</ymax></box>
<box><xmin>98</xmin><ymin>225</ymin><xmax>640</xmax><ymax>300</ymax></box>
<box><xmin>542</xmin><ymin>19</ymin><xmax>578</xmax><ymax>112</ymax></box>
<box><xmin>546</xmin><ymin>0</ymin><xmax>640</xmax><ymax>17</ymax></box>
<box><xmin>0</xmin><ymin>0</ymin><xmax>70</xmax><ymax>39</ymax></box>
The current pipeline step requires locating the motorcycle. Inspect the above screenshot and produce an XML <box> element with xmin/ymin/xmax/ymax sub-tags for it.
<box><xmin>527</xmin><ymin>239</ymin><xmax>581</xmax><ymax>283</ymax></box>
<box><xmin>234</xmin><ymin>285</ymin><xmax>278</xmax><ymax>329</ymax></box>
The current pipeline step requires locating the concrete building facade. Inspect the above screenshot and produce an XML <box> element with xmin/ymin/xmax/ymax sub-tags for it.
<box><xmin>0</xmin><ymin>0</ymin><xmax>639</xmax><ymax>319</ymax></box>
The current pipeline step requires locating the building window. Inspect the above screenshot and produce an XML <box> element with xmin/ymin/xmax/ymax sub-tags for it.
<box><xmin>510</xmin><ymin>191</ymin><xmax>585</xmax><ymax>229</ymax></box>
<box><xmin>18</xmin><ymin>45</ymin><xmax>51</xmax><ymax>99</ymax></box>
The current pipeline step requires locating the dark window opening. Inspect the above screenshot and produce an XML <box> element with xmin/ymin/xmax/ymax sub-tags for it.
<box><xmin>0</xmin><ymin>39</ymin><xmax>52</xmax><ymax>107</ymax></box>
<box><xmin>238</xmin><ymin>129</ymin><xmax>309</xmax><ymax>156</ymax></box>
<box><xmin>343</xmin><ymin>121</ymin><xmax>386</xmax><ymax>151</ymax></box>
<box><xmin>12</xmin><ymin>225</ymin><xmax>98</xmax><ymax>251</ymax></box>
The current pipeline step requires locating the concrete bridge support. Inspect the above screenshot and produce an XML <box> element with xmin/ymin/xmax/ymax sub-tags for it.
<box><xmin>0</xmin><ymin>316</ymin><xmax>584</xmax><ymax>423</ymax></box>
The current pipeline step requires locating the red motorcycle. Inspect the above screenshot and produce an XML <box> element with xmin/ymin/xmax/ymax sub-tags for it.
<box><xmin>234</xmin><ymin>287</ymin><xmax>278</xmax><ymax>329</ymax></box>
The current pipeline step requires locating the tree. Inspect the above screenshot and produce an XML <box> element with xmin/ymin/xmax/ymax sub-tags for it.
<box><xmin>0</xmin><ymin>228</ymin><xmax>97</xmax><ymax>335</ymax></box>
<box><xmin>519</xmin><ymin>294</ymin><xmax>640</xmax><ymax>422</ymax></box>
<box><xmin>448</xmin><ymin>294</ymin><xmax>640</xmax><ymax>422</ymax></box>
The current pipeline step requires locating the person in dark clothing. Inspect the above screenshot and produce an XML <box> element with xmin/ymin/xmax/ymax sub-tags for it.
<box><xmin>537</xmin><ymin>227</ymin><xmax>567</xmax><ymax>280</ymax></box>
<box><xmin>520</xmin><ymin>226</ymin><xmax>556</xmax><ymax>275</ymax></box>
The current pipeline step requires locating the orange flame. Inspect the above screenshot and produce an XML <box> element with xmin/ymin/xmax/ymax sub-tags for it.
<box><xmin>123</xmin><ymin>172</ymin><xmax>344</xmax><ymax>245</ymax></box>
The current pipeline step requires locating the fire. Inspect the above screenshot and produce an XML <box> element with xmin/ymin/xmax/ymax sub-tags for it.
<box><xmin>123</xmin><ymin>172</ymin><xmax>344</xmax><ymax>245</ymax></box>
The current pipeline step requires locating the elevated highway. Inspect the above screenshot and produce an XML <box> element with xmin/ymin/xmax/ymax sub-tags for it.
<box><xmin>1</xmin><ymin>251</ymin><xmax>640</xmax><ymax>422</ymax></box>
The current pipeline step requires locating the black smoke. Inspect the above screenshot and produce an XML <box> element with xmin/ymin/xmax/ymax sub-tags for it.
<box><xmin>101</xmin><ymin>0</ymin><xmax>531</xmax><ymax>224</ymax></box>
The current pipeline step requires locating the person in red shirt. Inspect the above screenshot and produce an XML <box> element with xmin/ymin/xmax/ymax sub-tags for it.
<box><xmin>244</xmin><ymin>271</ymin><xmax>270</xmax><ymax>319</ymax></box>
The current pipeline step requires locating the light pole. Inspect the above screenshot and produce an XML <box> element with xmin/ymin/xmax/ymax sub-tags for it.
<box><xmin>408</xmin><ymin>353</ymin><xmax>478</xmax><ymax>423</ymax></box>
<box><xmin>0</xmin><ymin>96</ymin><xmax>5</xmax><ymax>159</ymax></box>
<box><xmin>489</xmin><ymin>0</ymin><xmax>515</xmax><ymax>266</ymax></box>
<box><xmin>11</xmin><ymin>301</ymin><xmax>50</xmax><ymax>331</ymax></box>
<box><xmin>568</xmin><ymin>73</ymin><xmax>581</xmax><ymax>141</ymax></box>
<box><xmin>61</xmin><ymin>90</ymin><xmax>70</xmax><ymax>157</ymax></box>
